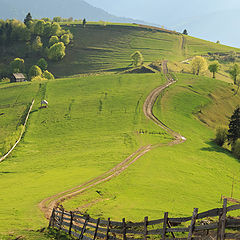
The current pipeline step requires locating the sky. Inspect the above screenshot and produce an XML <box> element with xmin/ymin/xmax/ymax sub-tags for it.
<box><xmin>86</xmin><ymin>0</ymin><xmax>240</xmax><ymax>26</ymax></box>
<box><xmin>85</xmin><ymin>0</ymin><xmax>240</xmax><ymax>47</ymax></box>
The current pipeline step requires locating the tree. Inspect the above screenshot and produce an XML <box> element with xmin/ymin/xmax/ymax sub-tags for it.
<box><xmin>37</xmin><ymin>58</ymin><xmax>48</xmax><ymax>71</ymax></box>
<box><xmin>83</xmin><ymin>18</ymin><xmax>87</xmax><ymax>28</ymax></box>
<box><xmin>215</xmin><ymin>126</ymin><xmax>228</xmax><ymax>146</ymax></box>
<box><xmin>24</xmin><ymin>13</ymin><xmax>32</xmax><ymax>28</ymax></box>
<box><xmin>130</xmin><ymin>51</ymin><xmax>144</xmax><ymax>67</ymax></box>
<box><xmin>34</xmin><ymin>20</ymin><xmax>45</xmax><ymax>36</ymax></box>
<box><xmin>183</xmin><ymin>29</ymin><xmax>188</xmax><ymax>35</ymax></box>
<box><xmin>48</xmin><ymin>42</ymin><xmax>66</xmax><ymax>61</ymax></box>
<box><xmin>10</xmin><ymin>58</ymin><xmax>25</xmax><ymax>73</ymax></box>
<box><xmin>191</xmin><ymin>56</ymin><xmax>208</xmax><ymax>75</ymax></box>
<box><xmin>229</xmin><ymin>64</ymin><xmax>240</xmax><ymax>85</ymax></box>
<box><xmin>50</xmin><ymin>22</ymin><xmax>61</xmax><ymax>36</ymax></box>
<box><xmin>49</xmin><ymin>36</ymin><xmax>59</xmax><ymax>46</ymax></box>
<box><xmin>32</xmin><ymin>36</ymin><xmax>43</xmax><ymax>52</ymax></box>
<box><xmin>216</xmin><ymin>40</ymin><xmax>220</xmax><ymax>44</ymax></box>
<box><xmin>61</xmin><ymin>34</ymin><xmax>70</xmax><ymax>45</ymax></box>
<box><xmin>208</xmin><ymin>61</ymin><xmax>220</xmax><ymax>78</ymax></box>
<box><xmin>43</xmin><ymin>70</ymin><xmax>54</xmax><ymax>80</ymax></box>
<box><xmin>228</xmin><ymin>106</ymin><xmax>240</xmax><ymax>146</ymax></box>
<box><xmin>29</xmin><ymin>65</ymin><xmax>42</xmax><ymax>80</ymax></box>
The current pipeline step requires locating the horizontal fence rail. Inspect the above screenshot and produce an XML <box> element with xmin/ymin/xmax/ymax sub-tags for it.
<box><xmin>49</xmin><ymin>199</ymin><xmax>240</xmax><ymax>240</ymax></box>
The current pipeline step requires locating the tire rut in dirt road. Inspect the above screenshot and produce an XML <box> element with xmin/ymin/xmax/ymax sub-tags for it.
<box><xmin>39</xmin><ymin>68</ymin><xmax>186</xmax><ymax>219</ymax></box>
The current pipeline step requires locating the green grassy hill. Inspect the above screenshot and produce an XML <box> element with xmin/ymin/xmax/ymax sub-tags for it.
<box><xmin>1</xmin><ymin>23</ymin><xmax>239</xmax><ymax>78</ymax></box>
<box><xmin>1</xmin><ymin>22</ymin><xmax>240</xmax><ymax>239</ymax></box>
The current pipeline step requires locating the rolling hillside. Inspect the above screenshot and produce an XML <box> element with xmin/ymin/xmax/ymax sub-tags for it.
<box><xmin>1</xmin><ymin>23</ymin><xmax>240</xmax><ymax>239</ymax></box>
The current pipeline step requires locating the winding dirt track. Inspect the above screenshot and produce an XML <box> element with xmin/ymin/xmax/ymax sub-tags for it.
<box><xmin>39</xmin><ymin>66</ymin><xmax>186</xmax><ymax>219</ymax></box>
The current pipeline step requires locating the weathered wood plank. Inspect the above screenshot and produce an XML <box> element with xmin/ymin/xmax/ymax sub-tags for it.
<box><xmin>220</xmin><ymin>199</ymin><xmax>227</xmax><ymax>240</ymax></box>
<box><xmin>187</xmin><ymin>208</ymin><xmax>198</xmax><ymax>240</ymax></box>
<box><xmin>162</xmin><ymin>212</ymin><xmax>168</xmax><ymax>240</ymax></box>
<box><xmin>144</xmin><ymin>216</ymin><xmax>148</xmax><ymax>240</ymax></box>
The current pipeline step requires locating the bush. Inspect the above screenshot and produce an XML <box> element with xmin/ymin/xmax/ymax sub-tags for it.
<box><xmin>215</xmin><ymin>127</ymin><xmax>228</xmax><ymax>146</ymax></box>
<box><xmin>49</xmin><ymin>36</ymin><xmax>59</xmax><ymax>46</ymax></box>
<box><xmin>232</xmin><ymin>139</ymin><xmax>240</xmax><ymax>159</ymax></box>
<box><xmin>61</xmin><ymin>34</ymin><xmax>70</xmax><ymax>45</ymax></box>
<box><xmin>37</xmin><ymin>58</ymin><xmax>48</xmax><ymax>71</ymax></box>
<box><xmin>31</xmin><ymin>76</ymin><xmax>47</xmax><ymax>81</ymax></box>
<box><xmin>48</xmin><ymin>42</ymin><xmax>66</xmax><ymax>61</ymax></box>
<box><xmin>29</xmin><ymin>65</ymin><xmax>42</xmax><ymax>80</ymax></box>
<box><xmin>0</xmin><ymin>77</ymin><xmax>10</xmax><ymax>82</ymax></box>
<box><xmin>42</xmin><ymin>70</ymin><xmax>54</xmax><ymax>80</ymax></box>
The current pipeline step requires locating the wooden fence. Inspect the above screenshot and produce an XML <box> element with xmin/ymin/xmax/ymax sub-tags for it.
<box><xmin>49</xmin><ymin>199</ymin><xmax>240</xmax><ymax>240</ymax></box>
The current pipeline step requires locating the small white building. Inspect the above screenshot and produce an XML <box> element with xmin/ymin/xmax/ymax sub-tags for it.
<box><xmin>41</xmin><ymin>100</ymin><xmax>48</xmax><ymax>108</ymax></box>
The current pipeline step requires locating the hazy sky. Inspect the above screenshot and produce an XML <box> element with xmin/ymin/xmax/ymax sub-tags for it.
<box><xmin>86</xmin><ymin>0</ymin><xmax>240</xmax><ymax>26</ymax></box>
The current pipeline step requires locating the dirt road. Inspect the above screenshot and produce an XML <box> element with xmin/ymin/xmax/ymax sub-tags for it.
<box><xmin>39</xmin><ymin>68</ymin><xmax>186</xmax><ymax>219</ymax></box>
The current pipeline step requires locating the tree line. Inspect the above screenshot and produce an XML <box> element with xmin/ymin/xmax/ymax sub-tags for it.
<box><xmin>0</xmin><ymin>13</ymin><xmax>73</xmax><ymax>61</ymax></box>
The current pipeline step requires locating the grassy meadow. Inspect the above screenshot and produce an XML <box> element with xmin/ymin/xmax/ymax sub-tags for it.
<box><xmin>1</xmin><ymin>22</ymin><xmax>240</xmax><ymax>239</ymax></box>
<box><xmin>0</xmin><ymin>74</ymin><xmax>170</xmax><ymax>235</ymax></box>
<box><xmin>62</xmin><ymin>73</ymin><xmax>240</xmax><ymax>221</ymax></box>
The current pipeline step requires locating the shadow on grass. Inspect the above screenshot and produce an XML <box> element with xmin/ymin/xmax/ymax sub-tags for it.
<box><xmin>201</xmin><ymin>141</ymin><xmax>238</xmax><ymax>161</ymax></box>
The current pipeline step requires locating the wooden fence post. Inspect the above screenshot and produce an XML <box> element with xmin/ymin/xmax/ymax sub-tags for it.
<box><xmin>187</xmin><ymin>208</ymin><xmax>198</xmax><ymax>240</ymax></box>
<box><xmin>144</xmin><ymin>216</ymin><xmax>148</xmax><ymax>240</ymax></box>
<box><xmin>69</xmin><ymin>211</ymin><xmax>73</xmax><ymax>236</ymax></box>
<box><xmin>122</xmin><ymin>218</ymin><xmax>127</xmax><ymax>240</ymax></box>
<box><xmin>48</xmin><ymin>208</ymin><xmax>55</xmax><ymax>228</ymax></box>
<box><xmin>105</xmin><ymin>218</ymin><xmax>110</xmax><ymax>240</ymax></box>
<box><xmin>79</xmin><ymin>215</ymin><xmax>89</xmax><ymax>240</ymax></box>
<box><xmin>217</xmin><ymin>198</ymin><xmax>227</xmax><ymax>240</ymax></box>
<box><xmin>162</xmin><ymin>212</ymin><xmax>168</xmax><ymax>240</ymax></box>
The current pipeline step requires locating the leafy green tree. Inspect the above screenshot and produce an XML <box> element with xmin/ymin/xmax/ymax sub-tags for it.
<box><xmin>183</xmin><ymin>29</ymin><xmax>188</xmax><ymax>35</ymax></box>
<box><xmin>51</xmin><ymin>22</ymin><xmax>61</xmax><ymax>36</ymax></box>
<box><xmin>229</xmin><ymin>64</ymin><xmax>240</xmax><ymax>85</ymax></box>
<box><xmin>61</xmin><ymin>34</ymin><xmax>70</xmax><ymax>45</ymax></box>
<box><xmin>37</xmin><ymin>58</ymin><xmax>48</xmax><ymax>71</ymax></box>
<box><xmin>34</xmin><ymin>20</ymin><xmax>45</xmax><ymax>36</ymax></box>
<box><xmin>49</xmin><ymin>36</ymin><xmax>59</xmax><ymax>46</ymax></box>
<box><xmin>53</xmin><ymin>17</ymin><xmax>62</xmax><ymax>22</ymax></box>
<box><xmin>24</xmin><ymin>13</ymin><xmax>32</xmax><ymax>28</ymax></box>
<box><xmin>191</xmin><ymin>56</ymin><xmax>208</xmax><ymax>75</ymax></box>
<box><xmin>10</xmin><ymin>58</ymin><xmax>25</xmax><ymax>73</ymax></box>
<box><xmin>43</xmin><ymin>70</ymin><xmax>54</xmax><ymax>80</ymax></box>
<box><xmin>232</xmin><ymin>139</ymin><xmax>240</xmax><ymax>159</ymax></box>
<box><xmin>43</xmin><ymin>22</ymin><xmax>52</xmax><ymax>37</ymax></box>
<box><xmin>29</xmin><ymin>65</ymin><xmax>42</xmax><ymax>80</ymax></box>
<box><xmin>215</xmin><ymin>126</ymin><xmax>228</xmax><ymax>146</ymax></box>
<box><xmin>130</xmin><ymin>51</ymin><xmax>144</xmax><ymax>67</ymax></box>
<box><xmin>32</xmin><ymin>36</ymin><xmax>43</xmax><ymax>52</ymax></box>
<box><xmin>208</xmin><ymin>61</ymin><xmax>220</xmax><ymax>78</ymax></box>
<box><xmin>228</xmin><ymin>106</ymin><xmax>240</xmax><ymax>146</ymax></box>
<box><xmin>83</xmin><ymin>18</ymin><xmax>87</xmax><ymax>28</ymax></box>
<box><xmin>48</xmin><ymin>42</ymin><xmax>66</xmax><ymax>61</ymax></box>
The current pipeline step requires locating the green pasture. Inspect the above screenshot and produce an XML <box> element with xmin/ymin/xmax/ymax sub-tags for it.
<box><xmin>1</xmin><ymin>23</ymin><xmax>238</xmax><ymax>79</ymax></box>
<box><xmin>0</xmin><ymin>82</ymin><xmax>39</xmax><ymax>155</ymax></box>
<box><xmin>63</xmin><ymin>73</ymin><xmax>240</xmax><ymax>221</ymax></box>
<box><xmin>0</xmin><ymin>74</ymin><xmax>170</xmax><ymax>235</ymax></box>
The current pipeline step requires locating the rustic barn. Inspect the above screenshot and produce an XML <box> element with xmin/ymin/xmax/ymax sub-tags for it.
<box><xmin>11</xmin><ymin>73</ymin><xmax>26</xmax><ymax>83</ymax></box>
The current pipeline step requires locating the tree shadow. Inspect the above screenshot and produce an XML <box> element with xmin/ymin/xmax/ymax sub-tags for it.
<box><xmin>200</xmin><ymin>141</ymin><xmax>238</xmax><ymax>161</ymax></box>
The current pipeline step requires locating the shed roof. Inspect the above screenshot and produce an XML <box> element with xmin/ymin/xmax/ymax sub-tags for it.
<box><xmin>13</xmin><ymin>73</ymin><xmax>25</xmax><ymax>79</ymax></box>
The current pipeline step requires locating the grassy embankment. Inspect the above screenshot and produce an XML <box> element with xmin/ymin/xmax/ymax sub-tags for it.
<box><xmin>63</xmin><ymin>73</ymin><xmax>240</xmax><ymax>221</ymax></box>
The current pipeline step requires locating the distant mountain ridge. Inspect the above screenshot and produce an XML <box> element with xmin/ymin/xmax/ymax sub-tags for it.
<box><xmin>0</xmin><ymin>0</ymin><xmax>147</xmax><ymax>24</ymax></box>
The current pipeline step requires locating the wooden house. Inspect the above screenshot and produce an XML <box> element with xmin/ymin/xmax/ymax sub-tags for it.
<box><xmin>11</xmin><ymin>73</ymin><xmax>26</xmax><ymax>83</ymax></box>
